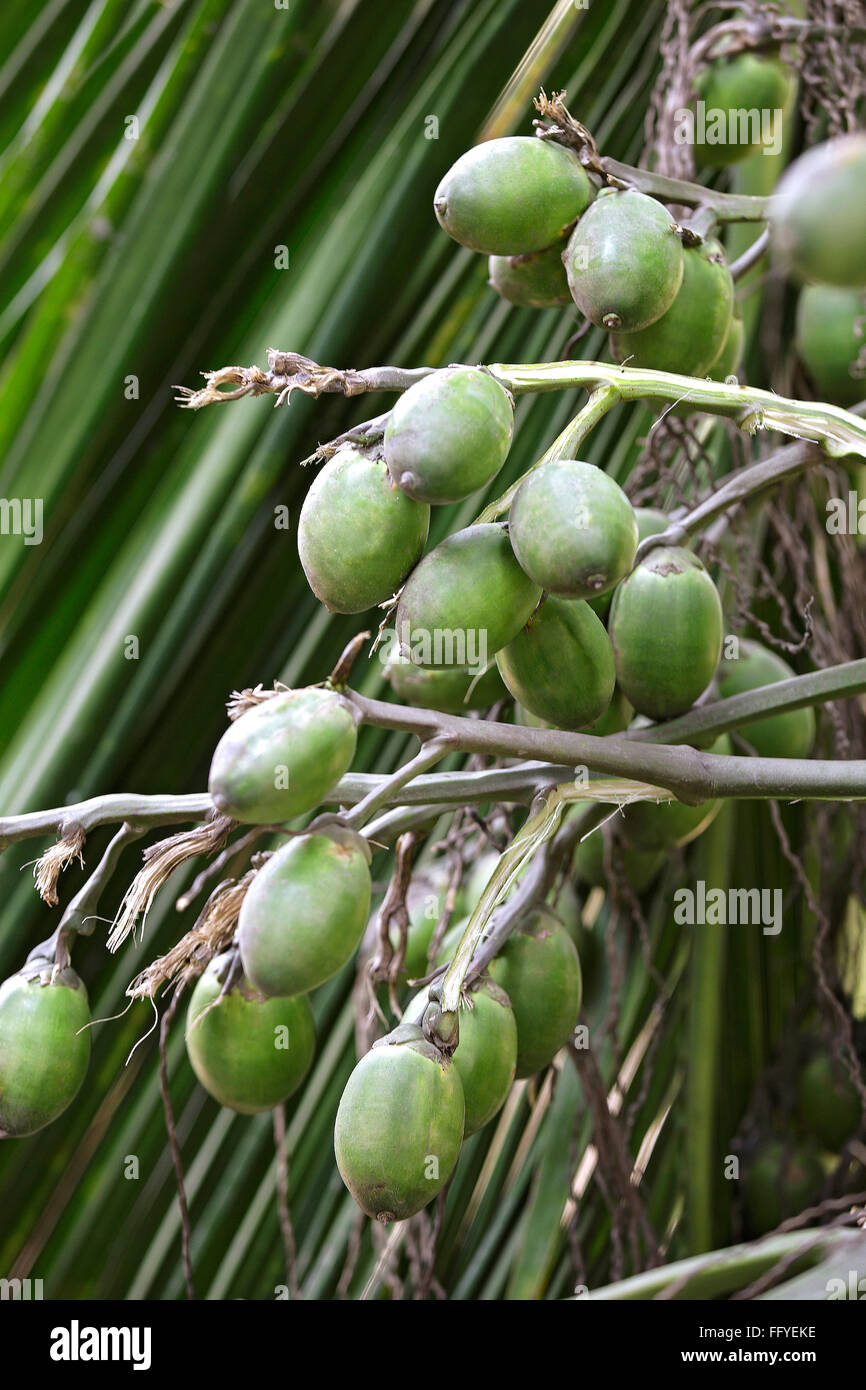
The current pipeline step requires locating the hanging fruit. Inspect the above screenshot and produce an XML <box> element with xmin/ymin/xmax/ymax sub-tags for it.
<box><xmin>208</xmin><ymin>687</ymin><xmax>358</xmax><ymax>824</ymax></box>
<box><xmin>334</xmin><ymin>1023</ymin><xmax>465</xmax><ymax>1222</ymax></box>
<box><xmin>509</xmin><ymin>458</ymin><xmax>638</xmax><ymax>601</ymax></box>
<box><xmin>489</xmin><ymin>909</ymin><xmax>582</xmax><ymax>1078</ymax></box>
<box><xmin>496</xmin><ymin>595</ymin><xmax>615</xmax><ymax>731</ymax></box>
<box><xmin>384</xmin><ymin>367</ymin><xmax>514</xmax><ymax>505</ymax></box>
<box><xmin>185</xmin><ymin>954</ymin><xmax>315</xmax><ymax>1114</ymax></box>
<box><xmin>434</xmin><ymin>136</ymin><xmax>594</xmax><ymax>255</ymax></box>
<box><xmin>0</xmin><ymin>957</ymin><xmax>91</xmax><ymax>1138</ymax></box>
<box><xmin>238</xmin><ymin>828</ymin><xmax>372</xmax><ymax>998</ymax></box>
<box><xmin>771</xmin><ymin>134</ymin><xmax>866</xmax><ymax>288</ymax></box>
<box><xmin>564</xmin><ymin>188</ymin><xmax>684</xmax><ymax>331</ymax></box>
<box><xmin>395</xmin><ymin>523</ymin><xmax>541</xmax><ymax>668</ymax></box>
<box><xmin>298</xmin><ymin>449</ymin><xmax>429</xmax><ymax>613</ymax></box>
<box><xmin>609</xmin><ymin>547</ymin><xmax>724</xmax><ymax>720</ymax></box>
<box><xmin>405</xmin><ymin>978</ymin><xmax>517</xmax><ymax>1135</ymax></box>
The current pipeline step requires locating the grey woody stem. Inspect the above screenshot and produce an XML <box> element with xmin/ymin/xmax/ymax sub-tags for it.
<box><xmin>4</xmin><ymin>659</ymin><xmax>866</xmax><ymax>856</ymax></box>
<box><xmin>344</xmin><ymin>690</ymin><xmax>866</xmax><ymax>803</ymax></box>
<box><xmin>599</xmin><ymin>157</ymin><xmax>772</xmax><ymax>223</ymax></box>
<box><xmin>633</xmin><ymin>439</ymin><xmax>825</xmax><ymax>562</ymax></box>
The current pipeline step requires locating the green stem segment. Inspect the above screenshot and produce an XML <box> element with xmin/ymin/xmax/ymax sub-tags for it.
<box><xmin>475</xmin><ymin>384</ymin><xmax>620</xmax><ymax>523</ymax></box>
<box><xmin>489</xmin><ymin>362</ymin><xmax>866</xmax><ymax>460</ymax></box>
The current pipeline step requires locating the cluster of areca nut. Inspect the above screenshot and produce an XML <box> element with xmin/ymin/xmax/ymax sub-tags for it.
<box><xmin>2</xmin><ymin>61</ymin><xmax>866</xmax><ymax>1233</ymax></box>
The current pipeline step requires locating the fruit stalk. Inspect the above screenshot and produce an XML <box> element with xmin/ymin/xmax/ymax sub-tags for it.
<box><xmin>178</xmin><ymin>353</ymin><xmax>866</xmax><ymax>459</ymax></box>
<box><xmin>475</xmin><ymin>385</ymin><xmax>620</xmax><ymax>523</ymax></box>
<box><xmin>5</xmin><ymin>664</ymin><xmax>866</xmax><ymax>862</ymax></box>
<box><xmin>632</xmin><ymin>438</ymin><xmax>824</xmax><ymax>562</ymax></box>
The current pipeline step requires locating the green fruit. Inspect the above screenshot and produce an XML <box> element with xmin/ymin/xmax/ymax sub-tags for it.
<box><xmin>209</xmin><ymin>687</ymin><xmax>358</xmax><ymax>824</ymax></box>
<box><xmin>587</xmin><ymin>509</ymin><xmax>670</xmax><ymax>620</ymax></box>
<box><xmin>620</xmin><ymin>734</ymin><xmax>731</xmax><ymax>851</ymax></box>
<box><xmin>583</xmin><ymin>685</ymin><xmax>632</xmax><ymax>736</ymax></box>
<box><xmin>0</xmin><ymin>958</ymin><xmax>90</xmax><ymax>1138</ymax></box>
<box><xmin>610</xmin><ymin>238</ymin><xmax>734</xmax><ymax>377</ymax></box>
<box><xmin>334</xmin><ymin>1024</ymin><xmax>464</xmax><ymax>1221</ymax></box>
<box><xmin>573</xmin><ymin>829</ymin><xmax>664</xmax><ymax>893</ymax></box>
<box><xmin>496</xmin><ymin>595</ymin><xmax>615</xmax><ymax>731</ymax></box>
<box><xmin>717</xmin><ymin>639</ymin><xmax>816</xmax><ymax>759</ymax></box>
<box><xmin>798</xmin><ymin>1054</ymin><xmax>863</xmax><ymax>1152</ymax></box>
<box><xmin>694</xmin><ymin>54</ymin><xmax>791</xmax><ymax>166</ymax></box>
<box><xmin>462</xmin><ymin>849</ymin><xmax>502</xmax><ymax>914</ymax></box>
<box><xmin>510</xmin><ymin>458</ymin><xmax>638</xmax><ymax>601</ymax></box>
<box><xmin>186</xmin><ymin>955</ymin><xmax>315</xmax><ymax>1114</ymax></box>
<box><xmin>636</xmin><ymin>507</ymin><xmax>672</xmax><ymax>542</ymax></box>
<box><xmin>489</xmin><ymin>911</ymin><xmax>582</xmax><ymax>1078</ymax></box>
<box><xmin>796</xmin><ymin>285</ymin><xmax>866</xmax><ymax>407</ymax></box>
<box><xmin>397</xmin><ymin>873</ymin><xmax>450</xmax><ymax>978</ymax></box>
<box><xmin>488</xmin><ymin>242</ymin><xmax>571</xmax><ymax>307</ymax></box>
<box><xmin>406</xmin><ymin>979</ymin><xmax>517</xmax><ymax>1135</ymax></box>
<box><xmin>432</xmin><ymin>915</ymin><xmax>469</xmax><ymax>968</ymax></box>
<box><xmin>384</xmin><ymin>367</ymin><xmax>514</xmax><ymax>505</ymax></box>
<box><xmin>386</xmin><ymin>652</ymin><xmax>507</xmax><ymax>714</ymax></box>
<box><xmin>434</xmin><ymin>136</ymin><xmax>593</xmax><ymax>256</ymax></box>
<box><xmin>238</xmin><ymin>829</ymin><xmax>372</xmax><ymax>997</ymax></box>
<box><xmin>395</xmin><ymin>523</ymin><xmax>541</xmax><ymax>668</ymax></box>
<box><xmin>710</xmin><ymin>309</ymin><xmax>745</xmax><ymax>382</ymax></box>
<box><xmin>609</xmin><ymin>547</ymin><xmax>724</xmax><ymax>720</ymax></box>
<box><xmin>742</xmin><ymin>1137</ymin><xmax>824</xmax><ymax>1236</ymax></box>
<box><xmin>772</xmin><ymin>135</ymin><xmax>866</xmax><ymax>287</ymax></box>
<box><xmin>298</xmin><ymin>449</ymin><xmax>429</xmax><ymax>613</ymax></box>
<box><xmin>564</xmin><ymin>189</ymin><xmax>684</xmax><ymax>331</ymax></box>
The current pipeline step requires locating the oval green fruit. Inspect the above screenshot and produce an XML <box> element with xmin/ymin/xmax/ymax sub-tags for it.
<box><xmin>0</xmin><ymin>958</ymin><xmax>91</xmax><ymax>1138</ymax></box>
<box><xmin>334</xmin><ymin>1024</ymin><xmax>464</xmax><ymax>1222</ymax></box>
<box><xmin>587</xmin><ymin>509</ymin><xmax>671</xmax><ymax>620</ymax></box>
<box><xmin>395</xmin><ymin>523</ymin><xmax>541</xmax><ymax>668</ymax></box>
<box><xmin>238</xmin><ymin>829</ymin><xmax>372</xmax><ymax>997</ymax></box>
<box><xmin>489</xmin><ymin>910</ymin><xmax>582</xmax><ymax>1078</ymax></box>
<box><xmin>396</xmin><ymin>869</ymin><xmax>454</xmax><ymax>979</ymax></box>
<box><xmin>609</xmin><ymin>546</ymin><xmax>724</xmax><ymax>720</ymax></box>
<box><xmin>635</xmin><ymin>506</ymin><xmax>672</xmax><ymax>542</ymax></box>
<box><xmin>461</xmin><ymin>848</ymin><xmax>502</xmax><ymax>915</ymax></box>
<box><xmin>573</xmin><ymin>829</ymin><xmax>665</xmax><ymax>893</ymax></box>
<box><xmin>582</xmin><ymin>684</ymin><xmax>632</xmax><ymax>735</ymax></box>
<box><xmin>488</xmin><ymin>241</ymin><xmax>571</xmax><ymax>307</ymax></box>
<box><xmin>772</xmin><ymin>135</ymin><xmax>866</xmax><ymax>287</ymax></box>
<box><xmin>434</xmin><ymin>136</ymin><xmax>593</xmax><ymax>256</ymax></box>
<box><xmin>742</xmin><ymin>1137</ymin><xmax>824</xmax><ymax>1236</ymax></box>
<box><xmin>710</xmin><ymin>309</ymin><xmax>745</xmax><ymax>383</ymax></box>
<box><xmin>797</xmin><ymin>1053</ymin><xmax>862</xmax><ymax>1152</ymax></box>
<box><xmin>386</xmin><ymin>652</ymin><xmax>506</xmax><ymax>714</ymax></box>
<box><xmin>209</xmin><ymin>687</ymin><xmax>358</xmax><ymax>824</ymax></box>
<box><xmin>610</xmin><ymin>238</ymin><xmax>734</xmax><ymax>377</ymax></box>
<box><xmin>406</xmin><ymin>979</ymin><xmax>517</xmax><ymax>1135</ymax></box>
<box><xmin>298</xmin><ymin>449</ymin><xmax>429</xmax><ymax>613</ymax></box>
<box><xmin>564</xmin><ymin>189</ymin><xmax>684</xmax><ymax>331</ymax></box>
<box><xmin>510</xmin><ymin>458</ymin><xmax>638</xmax><ymax>601</ymax></box>
<box><xmin>384</xmin><ymin>367</ymin><xmax>513</xmax><ymax>505</ymax></box>
<box><xmin>717</xmin><ymin>639</ymin><xmax>816</xmax><ymax>759</ymax></box>
<box><xmin>619</xmin><ymin>736</ymin><xmax>730</xmax><ymax>851</ymax></box>
<box><xmin>185</xmin><ymin>954</ymin><xmax>315</xmax><ymax>1113</ymax></box>
<box><xmin>694</xmin><ymin>54</ymin><xmax>791</xmax><ymax>166</ymax></box>
<box><xmin>796</xmin><ymin>285</ymin><xmax>866</xmax><ymax>407</ymax></box>
<box><xmin>496</xmin><ymin>595</ymin><xmax>615</xmax><ymax>731</ymax></box>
